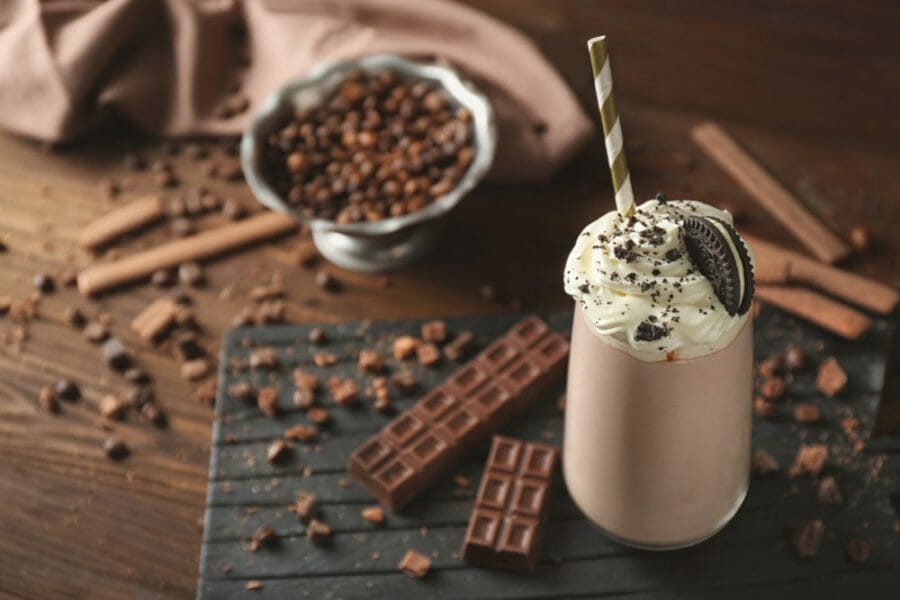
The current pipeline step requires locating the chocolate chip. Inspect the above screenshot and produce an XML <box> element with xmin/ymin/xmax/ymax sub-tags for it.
<box><xmin>54</xmin><ymin>379</ymin><xmax>80</xmax><ymax>402</ymax></box>
<box><xmin>65</xmin><ymin>306</ymin><xmax>87</xmax><ymax>329</ymax></box>
<box><xmin>101</xmin><ymin>337</ymin><xmax>132</xmax><ymax>371</ymax></box>
<box><xmin>33</xmin><ymin>273</ymin><xmax>54</xmax><ymax>293</ymax></box>
<box><xmin>289</xmin><ymin>492</ymin><xmax>318</xmax><ymax>522</ymax></box>
<box><xmin>314</xmin><ymin>270</ymin><xmax>341</xmax><ymax>292</ymax></box>
<box><xmin>38</xmin><ymin>386</ymin><xmax>59</xmax><ymax>413</ymax></box>
<box><xmin>178</xmin><ymin>262</ymin><xmax>205</xmax><ymax>287</ymax></box>
<box><xmin>308</xmin><ymin>327</ymin><xmax>327</xmax><ymax>344</ymax></box>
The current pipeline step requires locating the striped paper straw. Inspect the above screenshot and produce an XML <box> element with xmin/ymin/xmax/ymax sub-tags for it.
<box><xmin>587</xmin><ymin>36</ymin><xmax>635</xmax><ymax>217</ymax></box>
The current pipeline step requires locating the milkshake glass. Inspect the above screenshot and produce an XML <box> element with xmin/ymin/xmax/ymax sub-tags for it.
<box><xmin>562</xmin><ymin>198</ymin><xmax>755</xmax><ymax>550</ymax></box>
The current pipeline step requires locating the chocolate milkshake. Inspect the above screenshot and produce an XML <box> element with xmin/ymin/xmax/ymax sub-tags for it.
<box><xmin>563</xmin><ymin>196</ymin><xmax>755</xmax><ymax>549</ymax></box>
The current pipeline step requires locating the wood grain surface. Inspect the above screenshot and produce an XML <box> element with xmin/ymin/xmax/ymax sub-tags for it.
<box><xmin>1</xmin><ymin>1</ymin><xmax>898</xmax><ymax>598</ymax></box>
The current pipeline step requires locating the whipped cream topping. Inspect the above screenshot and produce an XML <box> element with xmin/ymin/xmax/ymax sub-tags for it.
<box><xmin>564</xmin><ymin>199</ymin><xmax>754</xmax><ymax>362</ymax></box>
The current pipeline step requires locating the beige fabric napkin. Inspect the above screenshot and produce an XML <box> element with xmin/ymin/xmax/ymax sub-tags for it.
<box><xmin>0</xmin><ymin>0</ymin><xmax>591</xmax><ymax>182</ymax></box>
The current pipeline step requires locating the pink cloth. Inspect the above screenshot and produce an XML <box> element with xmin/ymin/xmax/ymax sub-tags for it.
<box><xmin>0</xmin><ymin>0</ymin><xmax>591</xmax><ymax>181</ymax></box>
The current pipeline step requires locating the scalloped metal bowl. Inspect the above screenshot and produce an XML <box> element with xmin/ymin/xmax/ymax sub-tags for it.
<box><xmin>241</xmin><ymin>54</ymin><xmax>497</xmax><ymax>272</ymax></box>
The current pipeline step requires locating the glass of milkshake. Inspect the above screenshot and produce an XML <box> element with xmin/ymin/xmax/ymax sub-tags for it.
<box><xmin>562</xmin><ymin>196</ymin><xmax>755</xmax><ymax>550</ymax></box>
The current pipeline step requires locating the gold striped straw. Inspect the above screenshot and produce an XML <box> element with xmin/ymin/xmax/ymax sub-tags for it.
<box><xmin>587</xmin><ymin>35</ymin><xmax>635</xmax><ymax>218</ymax></box>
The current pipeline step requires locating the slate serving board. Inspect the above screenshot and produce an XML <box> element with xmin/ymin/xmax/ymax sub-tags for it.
<box><xmin>197</xmin><ymin>307</ymin><xmax>900</xmax><ymax>599</ymax></box>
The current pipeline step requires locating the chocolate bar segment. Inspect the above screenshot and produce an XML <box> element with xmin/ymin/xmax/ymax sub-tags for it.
<box><xmin>348</xmin><ymin>315</ymin><xmax>568</xmax><ymax>511</ymax></box>
<box><xmin>463</xmin><ymin>435</ymin><xmax>559</xmax><ymax>573</ymax></box>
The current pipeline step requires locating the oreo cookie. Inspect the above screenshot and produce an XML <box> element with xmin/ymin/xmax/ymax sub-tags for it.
<box><xmin>682</xmin><ymin>216</ymin><xmax>754</xmax><ymax>316</ymax></box>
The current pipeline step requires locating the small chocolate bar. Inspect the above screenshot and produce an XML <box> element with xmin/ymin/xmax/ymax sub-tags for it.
<box><xmin>348</xmin><ymin>316</ymin><xmax>568</xmax><ymax>511</ymax></box>
<box><xmin>462</xmin><ymin>436</ymin><xmax>559</xmax><ymax>573</ymax></box>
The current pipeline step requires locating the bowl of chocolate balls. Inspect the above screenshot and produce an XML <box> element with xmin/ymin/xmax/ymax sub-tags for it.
<box><xmin>241</xmin><ymin>54</ymin><xmax>496</xmax><ymax>272</ymax></box>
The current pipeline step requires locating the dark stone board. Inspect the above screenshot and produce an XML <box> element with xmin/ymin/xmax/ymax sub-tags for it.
<box><xmin>198</xmin><ymin>306</ymin><xmax>900</xmax><ymax>599</ymax></box>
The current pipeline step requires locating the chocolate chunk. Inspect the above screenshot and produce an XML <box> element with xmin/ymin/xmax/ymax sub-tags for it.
<box><xmin>751</xmin><ymin>448</ymin><xmax>780</xmax><ymax>475</ymax></box>
<box><xmin>101</xmin><ymin>337</ymin><xmax>132</xmax><ymax>371</ymax></box>
<box><xmin>306</xmin><ymin>519</ymin><xmax>332</xmax><ymax>545</ymax></box>
<box><xmin>753</xmin><ymin>396</ymin><xmax>778</xmax><ymax>418</ymax></box>
<box><xmin>391</xmin><ymin>370</ymin><xmax>419</xmax><ymax>393</ymax></box>
<box><xmin>308</xmin><ymin>327</ymin><xmax>326</xmax><ymax>344</ymax></box>
<box><xmin>292</xmin><ymin>369</ymin><xmax>320</xmax><ymax>392</ymax></box>
<box><xmin>791</xmin><ymin>519</ymin><xmax>825</xmax><ymax>558</ymax></box>
<box><xmin>99</xmin><ymin>394</ymin><xmax>128</xmax><ymax>420</ymax></box>
<box><xmin>420</xmin><ymin>320</ymin><xmax>447</xmax><ymax>343</ymax></box>
<box><xmin>634</xmin><ymin>320</ymin><xmax>668</xmax><ymax>342</ymax></box>
<box><xmin>312</xmin><ymin>352</ymin><xmax>337</xmax><ymax>367</ymax></box>
<box><xmin>760</xmin><ymin>377</ymin><xmax>786</xmax><ymax>401</ymax></box>
<box><xmin>757</xmin><ymin>354</ymin><xmax>784</xmax><ymax>378</ymax></box>
<box><xmin>131</xmin><ymin>297</ymin><xmax>179</xmax><ymax>342</ymax></box>
<box><xmin>794</xmin><ymin>403</ymin><xmax>821</xmax><ymax>423</ymax></box>
<box><xmin>398</xmin><ymin>549</ymin><xmax>432</xmax><ymax>579</ymax></box>
<box><xmin>245</xmin><ymin>581</ymin><xmax>262</xmax><ymax>591</ymax></box>
<box><xmin>249</xmin><ymin>347</ymin><xmax>279</xmax><ymax>369</ymax></box>
<box><xmin>817</xmin><ymin>475</ymin><xmax>842</xmax><ymax>505</ymax></box>
<box><xmin>789</xmin><ymin>444</ymin><xmax>828</xmax><ymax>478</ymax></box>
<box><xmin>358</xmin><ymin>349</ymin><xmax>384</xmax><ymax>373</ymax></box>
<box><xmin>416</xmin><ymin>343</ymin><xmax>441</xmax><ymax>367</ymax></box>
<box><xmin>266</xmin><ymin>439</ymin><xmax>292</xmax><ymax>463</ymax></box>
<box><xmin>289</xmin><ymin>492</ymin><xmax>318</xmax><ymax>522</ymax></box>
<box><xmin>228</xmin><ymin>382</ymin><xmax>256</xmax><ymax>403</ymax></box>
<box><xmin>54</xmin><ymin>379</ymin><xmax>80</xmax><ymax>402</ymax></box>
<box><xmin>816</xmin><ymin>357</ymin><xmax>847</xmax><ymax>396</ymax></box>
<box><xmin>307</xmin><ymin>407</ymin><xmax>331</xmax><ymax>425</ymax></box>
<box><xmin>361</xmin><ymin>506</ymin><xmax>385</xmax><ymax>525</ymax></box>
<box><xmin>284</xmin><ymin>424</ymin><xmax>317</xmax><ymax>443</ymax></box>
<box><xmin>329</xmin><ymin>377</ymin><xmax>359</xmax><ymax>407</ymax></box>
<box><xmin>257</xmin><ymin>386</ymin><xmax>279</xmax><ymax>417</ymax></box>
<box><xmin>462</xmin><ymin>436</ymin><xmax>559</xmax><ymax>573</ymax></box>
<box><xmin>249</xmin><ymin>526</ymin><xmax>276</xmax><ymax>552</ymax></box>
<box><xmin>64</xmin><ymin>306</ymin><xmax>87</xmax><ymax>329</ymax></box>
<box><xmin>443</xmin><ymin>331</ymin><xmax>475</xmax><ymax>362</ymax></box>
<box><xmin>392</xmin><ymin>335</ymin><xmax>418</xmax><ymax>359</ymax></box>
<box><xmin>103</xmin><ymin>438</ymin><xmax>130</xmax><ymax>461</ymax></box>
<box><xmin>681</xmin><ymin>216</ymin><xmax>754</xmax><ymax>315</ymax></box>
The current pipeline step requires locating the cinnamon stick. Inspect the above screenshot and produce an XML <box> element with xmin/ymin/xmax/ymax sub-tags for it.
<box><xmin>745</xmin><ymin>233</ymin><xmax>898</xmax><ymax>315</ymax></box>
<box><xmin>77</xmin><ymin>212</ymin><xmax>298</xmax><ymax>296</ymax></box>
<box><xmin>691</xmin><ymin>122</ymin><xmax>850</xmax><ymax>264</ymax></box>
<box><xmin>79</xmin><ymin>195</ymin><xmax>166</xmax><ymax>249</ymax></box>
<box><xmin>755</xmin><ymin>285</ymin><xmax>872</xmax><ymax>340</ymax></box>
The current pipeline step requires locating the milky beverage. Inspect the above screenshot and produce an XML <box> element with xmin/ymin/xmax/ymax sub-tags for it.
<box><xmin>563</xmin><ymin>198</ymin><xmax>754</xmax><ymax>549</ymax></box>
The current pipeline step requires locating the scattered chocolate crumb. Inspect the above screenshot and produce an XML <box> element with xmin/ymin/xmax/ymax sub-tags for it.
<box><xmin>103</xmin><ymin>438</ymin><xmax>129</xmax><ymax>461</ymax></box>
<box><xmin>140</xmin><ymin>402</ymin><xmax>167</xmax><ymax>427</ymax></box>
<box><xmin>38</xmin><ymin>385</ymin><xmax>59</xmax><ymax>413</ymax></box>
<box><xmin>757</xmin><ymin>354</ymin><xmax>784</xmax><ymax>378</ymax></box>
<box><xmin>248</xmin><ymin>526</ymin><xmax>277</xmax><ymax>552</ymax></box>
<box><xmin>101</xmin><ymin>338</ymin><xmax>132</xmax><ymax>371</ymax></box>
<box><xmin>391</xmin><ymin>370</ymin><xmax>418</xmax><ymax>393</ymax></box>
<box><xmin>816</xmin><ymin>357</ymin><xmax>847</xmax><ymax>397</ymax></box>
<box><xmin>393</xmin><ymin>336</ymin><xmax>418</xmax><ymax>359</ymax></box>
<box><xmin>329</xmin><ymin>377</ymin><xmax>359</xmax><ymax>407</ymax></box>
<box><xmin>178</xmin><ymin>262</ymin><xmax>205</xmax><ymax>287</ymax></box>
<box><xmin>358</xmin><ymin>349</ymin><xmax>384</xmax><ymax>373</ymax></box>
<box><xmin>312</xmin><ymin>352</ymin><xmax>337</xmax><ymax>367</ymax></box>
<box><xmin>634</xmin><ymin>320</ymin><xmax>668</xmax><ymax>342</ymax></box>
<box><xmin>846</xmin><ymin>537</ymin><xmax>871</xmax><ymax>564</ymax></box>
<box><xmin>174</xmin><ymin>333</ymin><xmax>204</xmax><ymax>361</ymax></box>
<box><xmin>307</xmin><ymin>407</ymin><xmax>331</xmax><ymax>425</ymax></box>
<box><xmin>760</xmin><ymin>377</ymin><xmax>786</xmax><ymax>401</ymax></box>
<box><xmin>245</xmin><ymin>580</ymin><xmax>263</xmax><ymax>591</ymax></box>
<box><xmin>751</xmin><ymin>448</ymin><xmax>780</xmax><ymax>475</ymax></box>
<box><xmin>292</xmin><ymin>388</ymin><xmax>315</xmax><ymax>410</ymax></box>
<box><xmin>284</xmin><ymin>424</ymin><xmax>317</xmax><ymax>443</ymax></box>
<box><xmin>54</xmin><ymin>379</ymin><xmax>80</xmax><ymax>402</ymax></box>
<box><xmin>249</xmin><ymin>347</ymin><xmax>279</xmax><ymax>369</ymax></box>
<box><xmin>817</xmin><ymin>476</ymin><xmax>842</xmax><ymax>505</ymax></box>
<box><xmin>181</xmin><ymin>358</ymin><xmax>211</xmax><ymax>381</ymax></box>
<box><xmin>306</xmin><ymin>519</ymin><xmax>332</xmax><ymax>545</ymax></box>
<box><xmin>791</xmin><ymin>519</ymin><xmax>825</xmax><ymax>558</ymax></box>
<box><xmin>398</xmin><ymin>549</ymin><xmax>432</xmax><ymax>579</ymax></box>
<box><xmin>784</xmin><ymin>343</ymin><xmax>807</xmax><ymax>370</ymax></box>
<box><xmin>289</xmin><ymin>492</ymin><xmax>318</xmax><ymax>522</ymax></box>
<box><xmin>416</xmin><ymin>342</ymin><xmax>441</xmax><ymax>367</ymax></box>
<box><xmin>443</xmin><ymin>331</ymin><xmax>475</xmax><ymax>361</ymax></box>
<box><xmin>126</xmin><ymin>387</ymin><xmax>153</xmax><ymax>408</ymax></box>
<box><xmin>32</xmin><ymin>273</ymin><xmax>54</xmax><ymax>293</ymax></box>
<box><xmin>99</xmin><ymin>394</ymin><xmax>128</xmax><ymax>420</ymax></box>
<box><xmin>789</xmin><ymin>444</ymin><xmax>829</xmax><ymax>478</ymax></box>
<box><xmin>453</xmin><ymin>475</ymin><xmax>471</xmax><ymax>488</ymax></box>
<box><xmin>420</xmin><ymin>320</ymin><xmax>447</xmax><ymax>344</ymax></box>
<box><xmin>848</xmin><ymin>224</ymin><xmax>871</xmax><ymax>252</ymax></box>
<box><xmin>221</xmin><ymin>563</ymin><xmax>233</xmax><ymax>574</ymax></box>
<box><xmin>266</xmin><ymin>439</ymin><xmax>291</xmax><ymax>463</ymax></box>
<box><xmin>794</xmin><ymin>403</ymin><xmax>821</xmax><ymax>424</ymax></box>
<box><xmin>361</xmin><ymin>506</ymin><xmax>385</xmax><ymax>525</ymax></box>
<box><xmin>124</xmin><ymin>367</ymin><xmax>149</xmax><ymax>384</ymax></box>
<box><xmin>754</xmin><ymin>396</ymin><xmax>778</xmax><ymax>418</ymax></box>
<box><xmin>293</xmin><ymin>369</ymin><xmax>320</xmax><ymax>392</ymax></box>
<box><xmin>250</xmin><ymin>283</ymin><xmax>285</xmax><ymax>302</ymax></box>
<box><xmin>308</xmin><ymin>328</ymin><xmax>326</xmax><ymax>344</ymax></box>
<box><xmin>257</xmin><ymin>386</ymin><xmax>279</xmax><ymax>417</ymax></box>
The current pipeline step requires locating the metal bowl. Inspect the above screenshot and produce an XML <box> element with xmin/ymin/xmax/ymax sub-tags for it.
<box><xmin>241</xmin><ymin>54</ymin><xmax>497</xmax><ymax>272</ymax></box>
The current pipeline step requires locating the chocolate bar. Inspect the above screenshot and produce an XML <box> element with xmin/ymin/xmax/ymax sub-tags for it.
<box><xmin>462</xmin><ymin>436</ymin><xmax>559</xmax><ymax>573</ymax></box>
<box><xmin>348</xmin><ymin>315</ymin><xmax>568</xmax><ymax>511</ymax></box>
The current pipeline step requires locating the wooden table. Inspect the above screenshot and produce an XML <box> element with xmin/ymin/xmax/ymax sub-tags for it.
<box><xmin>1</xmin><ymin>1</ymin><xmax>898</xmax><ymax>597</ymax></box>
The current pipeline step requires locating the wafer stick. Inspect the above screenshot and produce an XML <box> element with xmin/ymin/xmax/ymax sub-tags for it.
<box><xmin>746</xmin><ymin>234</ymin><xmax>898</xmax><ymax>315</ymax></box>
<box><xmin>77</xmin><ymin>212</ymin><xmax>298</xmax><ymax>296</ymax></box>
<box><xmin>79</xmin><ymin>195</ymin><xmax>166</xmax><ymax>249</ymax></box>
<box><xmin>755</xmin><ymin>285</ymin><xmax>871</xmax><ymax>340</ymax></box>
<box><xmin>691</xmin><ymin>122</ymin><xmax>850</xmax><ymax>264</ymax></box>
